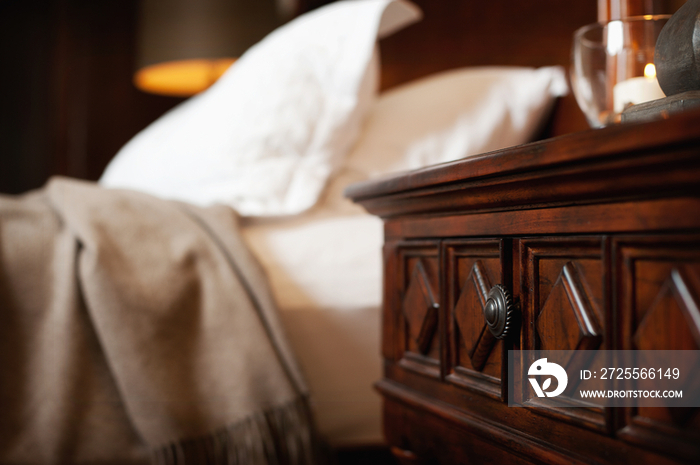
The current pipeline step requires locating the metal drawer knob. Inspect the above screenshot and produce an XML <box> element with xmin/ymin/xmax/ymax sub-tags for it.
<box><xmin>483</xmin><ymin>284</ymin><xmax>516</xmax><ymax>339</ymax></box>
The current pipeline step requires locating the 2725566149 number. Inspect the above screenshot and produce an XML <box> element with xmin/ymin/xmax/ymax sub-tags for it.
<box><xmin>595</xmin><ymin>368</ymin><xmax>680</xmax><ymax>380</ymax></box>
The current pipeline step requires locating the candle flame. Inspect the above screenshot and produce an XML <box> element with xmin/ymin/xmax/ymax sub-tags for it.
<box><xmin>644</xmin><ymin>63</ymin><xmax>656</xmax><ymax>79</ymax></box>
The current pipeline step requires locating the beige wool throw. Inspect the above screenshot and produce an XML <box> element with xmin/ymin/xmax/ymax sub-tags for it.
<box><xmin>0</xmin><ymin>177</ymin><xmax>319</xmax><ymax>464</ymax></box>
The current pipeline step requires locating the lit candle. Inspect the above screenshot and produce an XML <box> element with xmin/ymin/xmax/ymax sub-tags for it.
<box><xmin>613</xmin><ymin>63</ymin><xmax>666</xmax><ymax>113</ymax></box>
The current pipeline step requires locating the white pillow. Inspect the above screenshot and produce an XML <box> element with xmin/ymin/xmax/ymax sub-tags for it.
<box><xmin>345</xmin><ymin>66</ymin><xmax>569</xmax><ymax>177</ymax></box>
<box><xmin>100</xmin><ymin>0</ymin><xmax>421</xmax><ymax>216</ymax></box>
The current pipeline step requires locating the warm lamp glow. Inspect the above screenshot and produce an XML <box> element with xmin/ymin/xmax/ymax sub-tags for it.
<box><xmin>644</xmin><ymin>63</ymin><xmax>657</xmax><ymax>78</ymax></box>
<box><xmin>135</xmin><ymin>0</ymin><xmax>281</xmax><ymax>97</ymax></box>
<box><xmin>134</xmin><ymin>59</ymin><xmax>236</xmax><ymax>97</ymax></box>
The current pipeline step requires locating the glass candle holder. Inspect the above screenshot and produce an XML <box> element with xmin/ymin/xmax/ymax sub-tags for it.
<box><xmin>571</xmin><ymin>15</ymin><xmax>670</xmax><ymax>128</ymax></box>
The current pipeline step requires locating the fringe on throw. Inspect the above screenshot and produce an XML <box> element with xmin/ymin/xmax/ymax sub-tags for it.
<box><xmin>151</xmin><ymin>396</ymin><xmax>328</xmax><ymax>465</ymax></box>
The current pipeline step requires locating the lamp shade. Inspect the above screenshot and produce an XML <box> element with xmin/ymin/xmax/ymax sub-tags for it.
<box><xmin>134</xmin><ymin>0</ymin><xmax>282</xmax><ymax>97</ymax></box>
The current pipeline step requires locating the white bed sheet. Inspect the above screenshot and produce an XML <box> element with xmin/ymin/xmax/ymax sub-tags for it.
<box><xmin>241</xmin><ymin>170</ymin><xmax>384</xmax><ymax>446</ymax></box>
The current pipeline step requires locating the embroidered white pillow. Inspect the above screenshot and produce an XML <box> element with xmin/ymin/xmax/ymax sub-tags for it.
<box><xmin>100</xmin><ymin>0</ymin><xmax>421</xmax><ymax>216</ymax></box>
<box><xmin>345</xmin><ymin>66</ymin><xmax>569</xmax><ymax>177</ymax></box>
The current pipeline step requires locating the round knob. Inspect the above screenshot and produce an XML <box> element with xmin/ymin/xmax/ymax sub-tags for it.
<box><xmin>484</xmin><ymin>299</ymin><xmax>498</xmax><ymax>325</ymax></box>
<box><xmin>483</xmin><ymin>284</ymin><xmax>517</xmax><ymax>339</ymax></box>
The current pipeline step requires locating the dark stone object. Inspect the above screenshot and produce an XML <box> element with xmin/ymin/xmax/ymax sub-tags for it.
<box><xmin>655</xmin><ymin>0</ymin><xmax>700</xmax><ymax>96</ymax></box>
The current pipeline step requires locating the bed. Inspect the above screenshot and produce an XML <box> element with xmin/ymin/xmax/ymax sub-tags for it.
<box><xmin>0</xmin><ymin>0</ymin><xmax>615</xmax><ymax>463</ymax></box>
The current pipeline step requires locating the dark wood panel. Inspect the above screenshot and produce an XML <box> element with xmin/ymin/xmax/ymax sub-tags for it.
<box><xmin>615</xmin><ymin>236</ymin><xmax>700</xmax><ymax>461</ymax></box>
<box><xmin>520</xmin><ymin>237</ymin><xmax>609</xmax><ymax>432</ymax></box>
<box><xmin>379</xmin><ymin>0</ymin><xmax>595</xmax><ymax>86</ymax></box>
<box><xmin>520</xmin><ymin>239</ymin><xmax>606</xmax><ymax>353</ymax></box>
<box><xmin>54</xmin><ymin>0</ymin><xmax>184</xmax><ymax>182</ymax></box>
<box><xmin>386</xmin><ymin>241</ymin><xmax>441</xmax><ymax>378</ymax></box>
<box><xmin>442</xmin><ymin>239</ymin><xmax>507</xmax><ymax>399</ymax></box>
<box><xmin>378</xmin><ymin>0</ymin><xmax>597</xmax><ymax>138</ymax></box>
<box><xmin>381</xmin><ymin>394</ymin><xmax>542</xmax><ymax>465</ymax></box>
<box><xmin>0</xmin><ymin>0</ymin><xmax>183</xmax><ymax>195</ymax></box>
<box><xmin>377</xmin><ymin>374</ymin><xmax>686</xmax><ymax>465</ymax></box>
<box><xmin>383</xmin><ymin>197</ymin><xmax>700</xmax><ymax>241</ymax></box>
<box><xmin>0</xmin><ymin>0</ymin><xmax>58</xmax><ymax>194</ymax></box>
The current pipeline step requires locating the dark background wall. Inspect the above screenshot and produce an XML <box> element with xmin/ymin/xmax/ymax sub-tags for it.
<box><xmin>0</xmin><ymin>0</ymin><xmax>187</xmax><ymax>194</ymax></box>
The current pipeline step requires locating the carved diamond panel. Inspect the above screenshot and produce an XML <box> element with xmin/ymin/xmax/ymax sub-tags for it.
<box><xmin>632</xmin><ymin>265</ymin><xmax>700</xmax><ymax>428</ymax></box>
<box><xmin>453</xmin><ymin>261</ymin><xmax>495</xmax><ymax>371</ymax></box>
<box><xmin>402</xmin><ymin>260</ymin><xmax>438</xmax><ymax>355</ymax></box>
<box><xmin>616</xmin><ymin>238</ymin><xmax>700</xmax><ymax>448</ymax></box>
<box><xmin>443</xmin><ymin>239</ymin><xmax>505</xmax><ymax>396</ymax></box>
<box><xmin>391</xmin><ymin>242</ymin><xmax>441</xmax><ymax>376</ymax></box>
<box><xmin>537</xmin><ymin>262</ymin><xmax>602</xmax><ymax>355</ymax></box>
<box><xmin>520</xmin><ymin>238</ymin><xmax>606</xmax><ymax>429</ymax></box>
<box><xmin>634</xmin><ymin>267</ymin><xmax>700</xmax><ymax>351</ymax></box>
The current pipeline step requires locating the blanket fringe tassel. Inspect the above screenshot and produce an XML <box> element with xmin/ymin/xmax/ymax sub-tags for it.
<box><xmin>151</xmin><ymin>397</ymin><xmax>328</xmax><ymax>465</ymax></box>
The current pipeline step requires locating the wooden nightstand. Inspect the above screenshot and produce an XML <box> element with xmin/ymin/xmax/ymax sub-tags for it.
<box><xmin>347</xmin><ymin>110</ymin><xmax>700</xmax><ymax>464</ymax></box>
